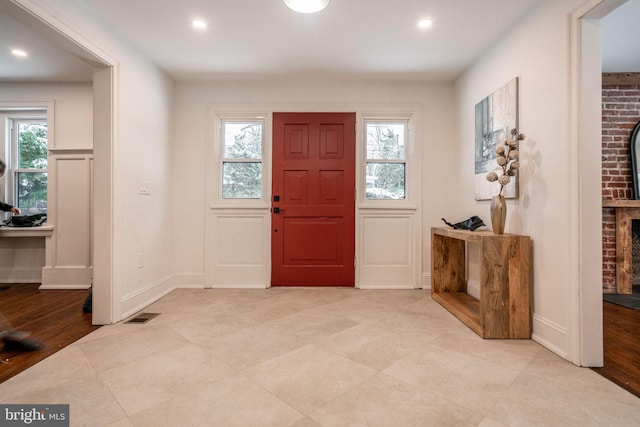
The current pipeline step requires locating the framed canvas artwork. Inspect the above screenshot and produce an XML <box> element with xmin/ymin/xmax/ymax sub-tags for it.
<box><xmin>474</xmin><ymin>77</ymin><xmax>519</xmax><ymax>200</ymax></box>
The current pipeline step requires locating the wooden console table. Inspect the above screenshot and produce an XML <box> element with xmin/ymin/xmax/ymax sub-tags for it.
<box><xmin>431</xmin><ymin>227</ymin><xmax>532</xmax><ymax>339</ymax></box>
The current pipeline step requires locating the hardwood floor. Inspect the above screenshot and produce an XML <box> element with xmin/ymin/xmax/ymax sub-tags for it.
<box><xmin>0</xmin><ymin>283</ymin><xmax>99</xmax><ymax>383</ymax></box>
<box><xmin>592</xmin><ymin>301</ymin><xmax>640</xmax><ymax>398</ymax></box>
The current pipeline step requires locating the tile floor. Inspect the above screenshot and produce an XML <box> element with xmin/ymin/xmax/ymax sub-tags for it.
<box><xmin>1</xmin><ymin>288</ymin><xmax>639</xmax><ymax>426</ymax></box>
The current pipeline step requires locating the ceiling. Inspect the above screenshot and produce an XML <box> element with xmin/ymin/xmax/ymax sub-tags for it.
<box><xmin>601</xmin><ymin>0</ymin><xmax>640</xmax><ymax>72</ymax></box>
<box><xmin>0</xmin><ymin>0</ymin><xmax>638</xmax><ymax>83</ymax></box>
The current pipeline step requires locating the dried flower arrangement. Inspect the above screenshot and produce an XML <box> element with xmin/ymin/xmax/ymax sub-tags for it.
<box><xmin>485</xmin><ymin>128</ymin><xmax>525</xmax><ymax>196</ymax></box>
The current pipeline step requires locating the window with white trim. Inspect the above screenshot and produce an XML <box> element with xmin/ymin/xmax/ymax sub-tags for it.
<box><xmin>220</xmin><ymin>119</ymin><xmax>264</xmax><ymax>199</ymax></box>
<box><xmin>364</xmin><ymin>120</ymin><xmax>407</xmax><ymax>200</ymax></box>
<box><xmin>3</xmin><ymin>115</ymin><xmax>48</xmax><ymax>215</ymax></box>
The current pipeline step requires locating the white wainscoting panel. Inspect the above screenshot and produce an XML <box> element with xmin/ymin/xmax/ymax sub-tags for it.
<box><xmin>206</xmin><ymin>211</ymin><xmax>270</xmax><ymax>288</ymax></box>
<box><xmin>42</xmin><ymin>151</ymin><xmax>93</xmax><ymax>288</ymax></box>
<box><xmin>358</xmin><ymin>213</ymin><xmax>419</xmax><ymax>289</ymax></box>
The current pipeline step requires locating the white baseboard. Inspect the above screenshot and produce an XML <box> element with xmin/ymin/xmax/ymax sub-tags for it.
<box><xmin>39</xmin><ymin>284</ymin><xmax>90</xmax><ymax>290</ymax></box>
<box><xmin>422</xmin><ymin>273</ymin><xmax>431</xmax><ymax>290</ymax></box>
<box><xmin>41</xmin><ymin>266</ymin><xmax>92</xmax><ymax>289</ymax></box>
<box><xmin>357</xmin><ymin>284</ymin><xmax>417</xmax><ymax>290</ymax></box>
<box><xmin>532</xmin><ymin>313</ymin><xmax>567</xmax><ymax>359</ymax></box>
<box><xmin>211</xmin><ymin>283</ymin><xmax>269</xmax><ymax>289</ymax></box>
<box><xmin>173</xmin><ymin>272</ymin><xmax>205</xmax><ymax>288</ymax></box>
<box><xmin>120</xmin><ymin>274</ymin><xmax>175</xmax><ymax>320</ymax></box>
<box><xmin>467</xmin><ymin>282</ymin><xmax>480</xmax><ymax>300</ymax></box>
<box><xmin>175</xmin><ymin>283</ymin><xmax>206</xmax><ymax>289</ymax></box>
<box><xmin>0</xmin><ymin>267</ymin><xmax>42</xmax><ymax>283</ymax></box>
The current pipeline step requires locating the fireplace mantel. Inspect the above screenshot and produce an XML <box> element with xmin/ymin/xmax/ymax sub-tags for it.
<box><xmin>602</xmin><ymin>200</ymin><xmax>640</xmax><ymax>208</ymax></box>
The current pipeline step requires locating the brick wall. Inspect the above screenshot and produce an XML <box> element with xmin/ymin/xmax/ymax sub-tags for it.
<box><xmin>602</xmin><ymin>74</ymin><xmax>640</xmax><ymax>293</ymax></box>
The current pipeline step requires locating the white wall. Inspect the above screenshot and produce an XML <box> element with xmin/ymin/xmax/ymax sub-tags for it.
<box><xmin>0</xmin><ymin>83</ymin><xmax>93</xmax><ymax>148</ymax></box>
<box><xmin>19</xmin><ymin>0</ymin><xmax>176</xmax><ymax>321</ymax></box>
<box><xmin>117</xmin><ymin>62</ymin><xmax>175</xmax><ymax>317</ymax></box>
<box><xmin>454</xmin><ymin>0</ymin><xmax>597</xmax><ymax>361</ymax></box>
<box><xmin>173</xmin><ymin>80</ymin><xmax>455</xmax><ymax>288</ymax></box>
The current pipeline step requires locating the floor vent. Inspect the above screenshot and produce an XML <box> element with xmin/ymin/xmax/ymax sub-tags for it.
<box><xmin>125</xmin><ymin>312</ymin><xmax>160</xmax><ymax>324</ymax></box>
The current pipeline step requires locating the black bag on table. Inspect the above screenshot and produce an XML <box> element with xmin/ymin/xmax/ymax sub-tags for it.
<box><xmin>441</xmin><ymin>216</ymin><xmax>485</xmax><ymax>231</ymax></box>
<box><xmin>2</xmin><ymin>213</ymin><xmax>47</xmax><ymax>227</ymax></box>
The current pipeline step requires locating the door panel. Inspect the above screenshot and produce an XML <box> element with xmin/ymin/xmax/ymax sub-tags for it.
<box><xmin>272</xmin><ymin>112</ymin><xmax>355</xmax><ymax>286</ymax></box>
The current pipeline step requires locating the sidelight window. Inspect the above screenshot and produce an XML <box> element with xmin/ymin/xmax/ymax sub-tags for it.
<box><xmin>364</xmin><ymin>121</ymin><xmax>407</xmax><ymax>200</ymax></box>
<box><xmin>220</xmin><ymin>120</ymin><xmax>263</xmax><ymax>199</ymax></box>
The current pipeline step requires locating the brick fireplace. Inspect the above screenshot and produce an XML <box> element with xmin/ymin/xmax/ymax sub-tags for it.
<box><xmin>602</xmin><ymin>73</ymin><xmax>640</xmax><ymax>293</ymax></box>
<box><xmin>602</xmin><ymin>200</ymin><xmax>640</xmax><ymax>294</ymax></box>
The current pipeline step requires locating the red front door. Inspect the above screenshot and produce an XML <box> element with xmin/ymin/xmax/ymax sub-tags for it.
<box><xmin>271</xmin><ymin>112</ymin><xmax>356</xmax><ymax>286</ymax></box>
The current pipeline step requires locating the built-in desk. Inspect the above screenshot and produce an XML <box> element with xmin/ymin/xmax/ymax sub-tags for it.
<box><xmin>0</xmin><ymin>225</ymin><xmax>53</xmax><ymax>284</ymax></box>
<box><xmin>0</xmin><ymin>225</ymin><xmax>53</xmax><ymax>238</ymax></box>
<box><xmin>431</xmin><ymin>227</ymin><xmax>532</xmax><ymax>339</ymax></box>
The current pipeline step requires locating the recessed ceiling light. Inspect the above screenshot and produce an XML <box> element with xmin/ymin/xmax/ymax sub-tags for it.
<box><xmin>283</xmin><ymin>0</ymin><xmax>330</xmax><ymax>14</ymax></box>
<box><xmin>191</xmin><ymin>19</ymin><xmax>207</xmax><ymax>29</ymax></box>
<box><xmin>11</xmin><ymin>49</ymin><xmax>28</xmax><ymax>57</ymax></box>
<box><xmin>418</xmin><ymin>19</ymin><xmax>433</xmax><ymax>29</ymax></box>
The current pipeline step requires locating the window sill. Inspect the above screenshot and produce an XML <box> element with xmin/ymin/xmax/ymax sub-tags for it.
<box><xmin>358</xmin><ymin>201</ymin><xmax>417</xmax><ymax>210</ymax></box>
<box><xmin>210</xmin><ymin>201</ymin><xmax>270</xmax><ymax>210</ymax></box>
<box><xmin>0</xmin><ymin>225</ymin><xmax>54</xmax><ymax>237</ymax></box>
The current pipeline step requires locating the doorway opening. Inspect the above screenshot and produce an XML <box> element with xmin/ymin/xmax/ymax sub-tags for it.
<box><xmin>2</xmin><ymin>2</ymin><xmax>116</xmax><ymax>325</ymax></box>
<box><xmin>581</xmin><ymin>0</ymin><xmax>640</xmax><ymax>393</ymax></box>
